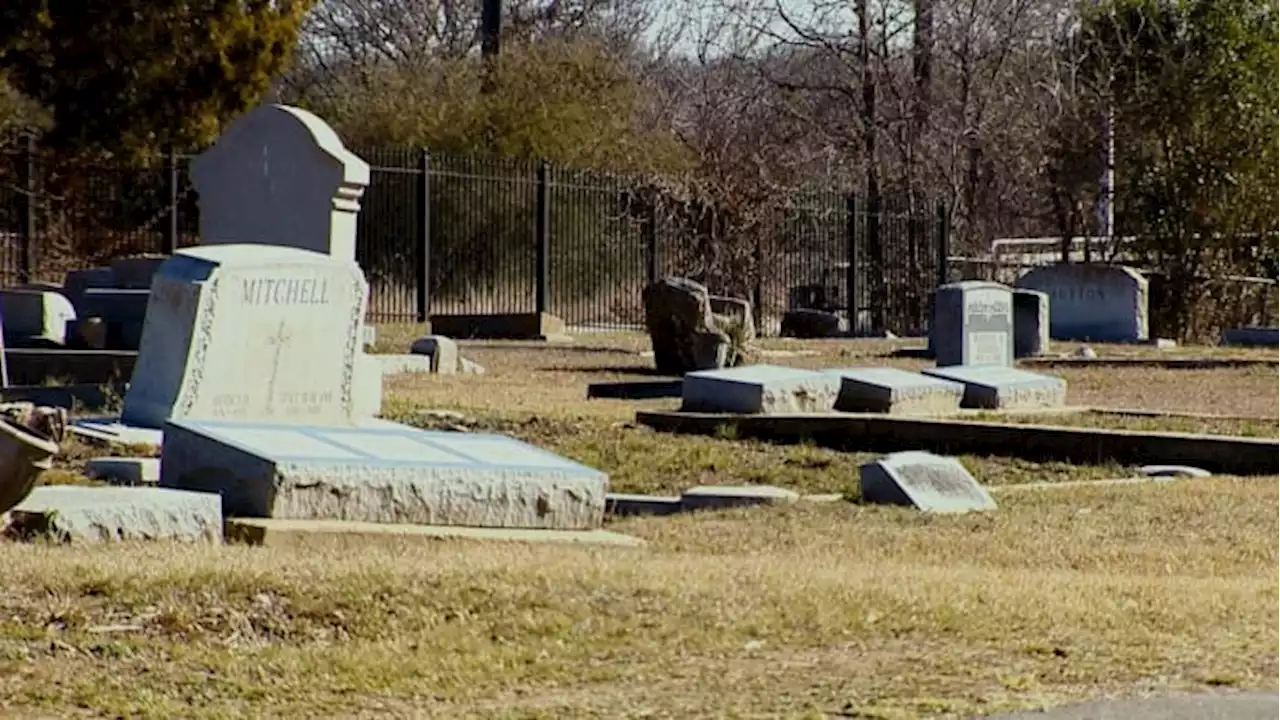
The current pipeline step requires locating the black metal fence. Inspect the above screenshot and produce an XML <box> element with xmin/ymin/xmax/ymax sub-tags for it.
<box><xmin>0</xmin><ymin>143</ymin><xmax>949</xmax><ymax>335</ymax></box>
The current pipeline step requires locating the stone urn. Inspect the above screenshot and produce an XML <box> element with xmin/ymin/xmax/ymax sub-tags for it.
<box><xmin>0</xmin><ymin>404</ymin><xmax>66</xmax><ymax>514</ymax></box>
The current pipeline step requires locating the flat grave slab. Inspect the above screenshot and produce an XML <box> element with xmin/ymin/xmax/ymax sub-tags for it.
<box><xmin>161</xmin><ymin>419</ymin><xmax>609</xmax><ymax>531</ymax></box>
<box><xmin>682</xmin><ymin>364</ymin><xmax>840</xmax><ymax>414</ymax></box>
<box><xmin>681</xmin><ymin>484</ymin><xmax>800</xmax><ymax>511</ymax></box>
<box><xmin>226</xmin><ymin>518</ymin><xmax>645</xmax><ymax>548</ymax></box>
<box><xmin>605</xmin><ymin>493</ymin><xmax>683</xmax><ymax>516</ymax></box>
<box><xmin>588</xmin><ymin>379</ymin><xmax>684</xmax><ymax>400</ymax></box>
<box><xmin>87</xmin><ymin>457</ymin><xmax>161</xmax><ymax>485</ymax></box>
<box><xmin>828</xmin><ymin>367</ymin><xmax>964</xmax><ymax>415</ymax></box>
<box><xmin>859</xmin><ymin>451</ymin><xmax>996</xmax><ymax>513</ymax></box>
<box><xmin>921</xmin><ymin>365</ymin><xmax>1066</xmax><ymax>410</ymax></box>
<box><xmin>1221</xmin><ymin>326</ymin><xmax>1279</xmax><ymax>347</ymax></box>
<box><xmin>4</xmin><ymin>486</ymin><xmax>222</xmax><ymax>543</ymax></box>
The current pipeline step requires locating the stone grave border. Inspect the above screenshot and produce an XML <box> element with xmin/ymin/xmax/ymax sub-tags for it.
<box><xmin>633</xmin><ymin>410</ymin><xmax>1278</xmax><ymax>476</ymax></box>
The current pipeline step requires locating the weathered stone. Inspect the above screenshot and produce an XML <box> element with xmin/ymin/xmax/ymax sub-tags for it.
<box><xmin>409</xmin><ymin>335</ymin><xmax>459</xmax><ymax>374</ymax></box>
<box><xmin>87</xmin><ymin>457</ymin><xmax>161</xmax><ymax>486</ymax></box>
<box><xmin>226</xmin><ymin>517</ymin><xmax>645</xmax><ymax>548</ymax></box>
<box><xmin>161</xmin><ymin>418</ymin><xmax>609</xmax><ymax>530</ymax></box>
<box><xmin>375</xmin><ymin>354</ymin><xmax>434</xmax><ymax>375</ymax></box>
<box><xmin>829</xmin><ymin>367</ymin><xmax>964</xmax><ymax>415</ymax></box>
<box><xmin>1017</xmin><ymin>264</ymin><xmax>1149</xmax><ymax>342</ymax></box>
<box><xmin>116</xmin><ymin>245</ymin><xmax>369</xmax><ymax>429</ymax></box>
<box><xmin>5</xmin><ymin>486</ymin><xmax>222</xmax><ymax>543</ymax></box>
<box><xmin>681</xmin><ymin>484</ymin><xmax>800</xmax><ymax>511</ymax></box>
<box><xmin>1012</xmin><ymin>288</ymin><xmax>1050</xmax><ymax>358</ymax></box>
<box><xmin>780</xmin><ymin>308</ymin><xmax>843</xmax><ymax>338</ymax></box>
<box><xmin>1221</xmin><ymin>327</ymin><xmax>1278</xmax><ymax>347</ymax></box>
<box><xmin>109</xmin><ymin>254</ymin><xmax>170</xmax><ymax>290</ymax></box>
<box><xmin>1140</xmin><ymin>464</ymin><xmax>1211</xmax><ymax>478</ymax></box>
<box><xmin>192</xmin><ymin>104</ymin><xmax>370</xmax><ymax>263</ymax></box>
<box><xmin>0</xmin><ymin>289</ymin><xmax>76</xmax><ymax>347</ymax></box>
<box><xmin>859</xmin><ymin>451</ymin><xmax>996</xmax><ymax>513</ymax></box>
<box><xmin>931</xmin><ymin>281</ymin><xmax>1014</xmax><ymax>367</ymax></box>
<box><xmin>921</xmin><ymin>365</ymin><xmax>1067</xmax><ymax>410</ymax></box>
<box><xmin>642</xmin><ymin>277</ymin><xmax>732</xmax><ymax>375</ymax></box>
<box><xmin>709</xmin><ymin>295</ymin><xmax>756</xmax><ymax>343</ymax></box>
<box><xmin>681</xmin><ymin>364</ymin><xmax>841</xmax><ymax>414</ymax></box>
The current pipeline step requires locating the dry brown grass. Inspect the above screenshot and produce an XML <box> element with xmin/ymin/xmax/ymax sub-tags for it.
<box><xmin>6</xmin><ymin>332</ymin><xmax>1276</xmax><ymax>717</ymax></box>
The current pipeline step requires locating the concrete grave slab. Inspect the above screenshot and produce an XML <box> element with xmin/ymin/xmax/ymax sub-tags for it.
<box><xmin>118</xmin><ymin>244</ymin><xmax>369</xmax><ymax>429</ymax></box>
<box><xmin>681</xmin><ymin>484</ymin><xmax>800</xmax><ymax>511</ymax></box>
<box><xmin>161</xmin><ymin>418</ymin><xmax>609</xmax><ymax>530</ymax></box>
<box><xmin>828</xmin><ymin>367</ymin><xmax>964</xmax><ymax>415</ymax></box>
<box><xmin>0</xmin><ymin>289</ymin><xmax>76</xmax><ymax>347</ymax></box>
<box><xmin>192</xmin><ymin>104</ymin><xmax>370</xmax><ymax>262</ymax></box>
<box><xmin>922</xmin><ymin>365</ymin><xmax>1067</xmax><ymax>410</ymax></box>
<box><xmin>1017</xmin><ymin>264</ymin><xmax>1149</xmax><ymax>341</ymax></box>
<box><xmin>226</xmin><ymin>517</ymin><xmax>645</xmax><ymax>549</ymax></box>
<box><xmin>681</xmin><ymin>364</ymin><xmax>840</xmax><ymax>414</ymax></box>
<box><xmin>87</xmin><ymin>457</ymin><xmax>161</xmax><ymax>485</ymax></box>
<box><xmin>859</xmin><ymin>451</ymin><xmax>996</xmax><ymax>513</ymax></box>
<box><xmin>1012</xmin><ymin>288</ymin><xmax>1049</xmax><ymax>358</ymax></box>
<box><xmin>4</xmin><ymin>486</ymin><xmax>222</xmax><ymax>543</ymax></box>
<box><xmin>931</xmin><ymin>281</ymin><xmax>1014</xmax><ymax>367</ymax></box>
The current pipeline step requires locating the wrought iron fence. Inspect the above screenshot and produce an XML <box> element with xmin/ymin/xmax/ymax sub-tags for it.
<box><xmin>0</xmin><ymin>143</ymin><xmax>950</xmax><ymax>335</ymax></box>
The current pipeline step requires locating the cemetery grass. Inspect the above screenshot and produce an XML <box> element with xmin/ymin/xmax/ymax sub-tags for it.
<box><xmin>11</xmin><ymin>333</ymin><xmax>1276</xmax><ymax>716</ymax></box>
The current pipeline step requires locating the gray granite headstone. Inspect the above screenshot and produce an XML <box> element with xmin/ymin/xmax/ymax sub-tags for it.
<box><xmin>5</xmin><ymin>486</ymin><xmax>222</xmax><ymax>543</ymax></box>
<box><xmin>930</xmin><ymin>281</ymin><xmax>1014</xmax><ymax>367</ymax></box>
<box><xmin>828</xmin><ymin>367</ymin><xmax>964</xmax><ymax>415</ymax></box>
<box><xmin>1016</xmin><ymin>264</ymin><xmax>1149</xmax><ymax>341</ymax></box>
<box><xmin>1012</xmin><ymin>288</ymin><xmax>1049</xmax><ymax>358</ymax></box>
<box><xmin>681</xmin><ymin>364</ymin><xmax>841</xmax><ymax>414</ymax></box>
<box><xmin>161</xmin><ymin>418</ymin><xmax>609</xmax><ymax>530</ymax></box>
<box><xmin>859</xmin><ymin>451</ymin><xmax>996</xmax><ymax>513</ymax></box>
<box><xmin>921</xmin><ymin>365</ymin><xmax>1067</xmax><ymax>410</ymax></box>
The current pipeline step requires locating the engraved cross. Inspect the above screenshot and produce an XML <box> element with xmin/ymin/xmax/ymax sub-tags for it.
<box><xmin>264</xmin><ymin>320</ymin><xmax>293</xmax><ymax>415</ymax></box>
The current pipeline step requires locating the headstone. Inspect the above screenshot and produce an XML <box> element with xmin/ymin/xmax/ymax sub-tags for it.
<box><xmin>191</xmin><ymin>104</ymin><xmax>370</xmax><ymax>262</ymax></box>
<box><xmin>828</xmin><ymin>367</ymin><xmax>964</xmax><ymax>415</ymax></box>
<box><xmin>109</xmin><ymin>254</ymin><xmax>170</xmax><ymax>289</ymax></box>
<box><xmin>780</xmin><ymin>308</ymin><xmax>844</xmax><ymax>338</ymax></box>
<box><xmin>0</xmin><ymin>289</ymin><xmax>76</xmax><ymax>346</ymax></box>
<box><xmin>78</xmin><ymin>288</ymin><xmax>151</xmax><ymax>349</ymax></box>
<box><xmin>1012</xmin><ymin>288</ymin><xmax>1049</xmax><ymax>358</ymax></box>
<box><xmin>118</xmin><ymin>244</ymin><xmax>368</xmax><ymax>429</ymax></box>
<box><xmin>680</xmin><ymin>484</ymin><xmax>800</xmax><ymax>511</ymax></box>
<box><xmin>859</xmin><ymin>451</ymin><xmax>996</xmax><ymax>513</ymax></box>
<box><xmin>921</xmin><ymin>365</ymin><xmax>1067</xmax><ymax>410</ymax></box>
<box><xmin>1016</xmin><ymin>264</ymin><xmax>1149</xmax><ymax>342</ymax></box>
<box><xmin>681</xmin><ymin>364</ymin><xmax>841</xmax><ymax>414</ymax></box>
<box><xmin>709</xmin><ymin>296</ymin><xmax>756</xmax><ymax>343</ymax></box>
<box><xmin>62</xmin><ymin>267</ymin><xmax>115</xmax><ymax>308</ymax></box>
<box><xmin>409</xmin><ymin>335</ymin><xmax>459</xmax><ymax>374</ymax></box>
<box><xmin>1221</xmin><ymin>327</ymin><xmax>1278</xmax><ymax>347</ymax></box>
<box><xmin>4</xmin><ymin>486</ymin><xmax>222</xmax><ymax>543</ymax></box>
<box><xmin>87</xmin><ymin>457</ymin><xmax>161</xmax><ymax>486</ymax></box>
<box><xmin>642</xmin><ymin>277</ymin><xmax>733</xmax><ymax>375</ymax></box>
<box><xmin>930</xmin><ymin>281</ymin><xmax>1014</xmax><ymax>367</ymax></box>
<box><xmin>160</xmin><ymin>418</ymin><xmax>609</xmax><ymax>531</ymax></box>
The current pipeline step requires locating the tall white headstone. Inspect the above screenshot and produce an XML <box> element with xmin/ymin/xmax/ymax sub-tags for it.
<box><xmin>191</xmin><ymin>105</ymin><xmax>370</xmax><ymax>263</ymax></box>
<box><xmin>120</xmin><ymin>245</ymin><xmax>369</xmax><ymax>429</ymax></box>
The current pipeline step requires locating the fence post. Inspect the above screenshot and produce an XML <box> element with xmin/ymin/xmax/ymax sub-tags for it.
<box><xmin>644</xmin><ymin>188</ymin><xmax>659</xmax><ymax>285</ymax></box>
<box><xmin>19</xmin><ymin>135</ymin><xmax>37</xmax><ymax>285</ymax></box>
<box><xmin>416</xmin><ymin>149</ymin><xmax>432</xmax><ymax>323</ymax></box>
<box><xmin>867</xmin><ymin>191</ymin><xmax>884</xmax><ymax>331</ymax></box>
<box><xmin>535</xmin><ymin>161</ymin><xmax>551</xmax><ymax>315</ymax></box>
<box><xmin>845</xmin><ymin>193</ymin><xmax>860</xmax><ymax>330</ymax></box>
<box><xmin>165</xmin><ymin>147</ymin><xmax>179</xmax><ymax>254</ymax></box>
<box><xmin>935</xmin><ymin>201</ymin><xmax>950</xmax><ymax>288</ymax></box>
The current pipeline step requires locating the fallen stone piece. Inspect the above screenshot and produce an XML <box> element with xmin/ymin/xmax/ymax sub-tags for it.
<box><xmin>226</xmin><ymin>517</ymin><xmax>644</xmax><ymax>548</ymax></box>
<box><xmin>161</xmin><ymin>418</ymin><xmax>609</xmax><ymax>531</ymax></box>
<box><xmin>829</xmin><ymin>367</ymin><xmax>964</xmax><ymax>415</ymax></box>
<box><xmin>1140</xmin><ymin>464</ymin><xmax>1211</xmax><ymax>478</ymax></box>
<box><xmin>921</xmin><ymin>365</ymin><xmax>1067</xmax><ymax>410</ymax></box>
<box><xmin>859</xmin><ymin>451</ymin><xmax>996</xmax><ymax>513</ymax></box>
<box><xmin>87</xmin><ymin>457</ymin><xmax>161</xmax><ymax>486</ymax></box>
<box><xmin>780</xmin><ymin>309</ymin><xmax>843</xmax><ymax>338</ymax></box>
<box><xmin>681</xmin><ymin>364</ymin><xmax>841</xmax><ymax>414</ymax></box>
<box><xmin>605</xmin><ymin>493</ymin><xmax>683</xmax><ymax>517</ymax></box>
<box><xmin>409</xmin><ymin>335</ymin><xmax>459</xmax><ymax>374</ymax></box>
<box><xmin>681</xmin><ymin>484</ymin><xmax>800</xmax><ymax>511</ymax></box>
<box><xmin>1221</xmin><ymin>326</ymin><xmax>1279</xmax><ymax>347</ymax></box>
<box><xmin>4</xmin><ymin>486</ymin><xmax>222</xmax><ymax>543</ymax></box>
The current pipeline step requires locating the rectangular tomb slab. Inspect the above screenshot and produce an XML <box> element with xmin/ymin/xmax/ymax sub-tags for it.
<box><xmin>921</xmin><ymin>365</ymin><xmax>1066</xmax><ymax>410</ymax></box>
<box><xmin>5</xmin><ymin>486</ymin><xmax>222</xmax><ymax>543</ymax></box>
<box><xmin>860</xmin><ymin>451</ymin><xmax>996</xmax><ymax>513</ymax></box>
<box><xmin>828</xmin><ymin>367</ymin><xmax>964</xmax><ymax>415</ymax></box>
<box><xmin>681</xmin><ymin>364</ymin><xmax>841</xmax><ymax>414</ymax></box>
<box><xmin>161</xmin><ymin>419</ymin><xmax>609</xmax><ymax>531</ymax></box>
